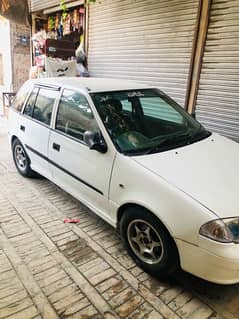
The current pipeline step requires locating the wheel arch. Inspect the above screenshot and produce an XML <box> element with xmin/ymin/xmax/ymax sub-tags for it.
<box><xmin>117</xmin><ymin>202</ymin><xmax>180</xmax><ymax>264</ymax></box>
<box><xmin>11</xmin><ymin>136</ymin><xmax>33</xmax><ymax>170</ymax></box>
<box><xmin>117</xmin><ymin>203</ymin><xmax>170</xmax><ymax>235</ymax></box>
<box><xmin>11</xmin><ymin>135</ymin><xmax>28</xmax><ymax>157</ymax></box>
<box><xmin>11</xmin><ymin>135</ymin><xmax>18</xmax><ymax>147</ymax></box>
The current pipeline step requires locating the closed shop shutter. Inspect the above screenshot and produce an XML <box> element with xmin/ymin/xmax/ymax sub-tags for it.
<box><xmin>88</xmin><ymin>0</ymin><xmax>199</xmax><ymax>107</ymax></box>
<box><xmin>30</xmin><ymin>0</ymin><xmax>83</xmax><ymax>13</ymax></box>
<box><xmin>30</xmin><ymin>0</ymin><xmax>62</xmax><ymax>12</ymax></box>
<box><xmin>195</xmin><ymin>0</ymin><xmax>239</xmax><ymax>141</ymax></box>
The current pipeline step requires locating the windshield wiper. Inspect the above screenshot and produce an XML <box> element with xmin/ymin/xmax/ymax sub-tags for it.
<box><xmin>143</xmin><ymin>133</ymin><xmax>189</xmax><ymax>155</ymax></box>
<box><xmin>143</xmin><ymin>129</ymin><xmax>211</xmax><ymax>155</ymax></box>
<box><xmin>189</xmin><ymin>129</ymin><xmax>211</xmax><ymax>143</ymax></box>
<box><xmin>123</xmin><ymin>127</ymin><xmax>211</xmax><ymax>156</ymax></box>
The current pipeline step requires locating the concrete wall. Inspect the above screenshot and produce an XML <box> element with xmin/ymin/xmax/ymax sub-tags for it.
<box><xmin>10</xmin><ymin>22</ymin><xmax>31</xmax><ymax>92</ymax></box>
<box><xmin>0</xmin><ymin>18</ymin><xmax>30</xmax><ymax>115</ymax></box>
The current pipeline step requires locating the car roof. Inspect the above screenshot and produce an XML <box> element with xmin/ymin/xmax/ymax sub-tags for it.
<box><xmin>30</xmin><ymin>77</ymin><xmax>152</xmax><ymax>93</ymax></box>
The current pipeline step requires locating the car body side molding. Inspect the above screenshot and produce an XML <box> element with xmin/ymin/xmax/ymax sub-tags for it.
<box><xmin>25</xmin><ymin>144</ymin><xmax>104</xmax><ymax>196</ymax></box>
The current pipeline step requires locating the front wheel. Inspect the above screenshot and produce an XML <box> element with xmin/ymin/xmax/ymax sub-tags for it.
<box><xmin>120</xmin><ymin>207</ymin><xmax>179</xmax><ymax>278</ymax></box>
<box><xmin>12</xmin><ymin>139</ymin><xmax>36</xmax><ymax>177</ymax></box>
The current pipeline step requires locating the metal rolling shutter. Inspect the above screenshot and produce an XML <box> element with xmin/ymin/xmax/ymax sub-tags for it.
<box><xmin>195</xmin><ymin>0</ymin><xmax>239</xmax><ymax>141</ymax></box>
<box><xmin>30</xmin><ymin>0</ymin><xmax>83</xmax><ymax>13</ymax></box>
<box><xmin>30</xmin><ymin>0</ymin><xmax>62</xmax><ymax>12</ymax></box>
<box><xmin>88</xmin><ymin>0</ymin><xmax>199</xmax><ymax>107</ymax></box>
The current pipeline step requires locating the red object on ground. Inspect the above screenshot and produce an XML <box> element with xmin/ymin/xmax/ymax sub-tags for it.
<box><xmin>63</xmin><ymin>218</ymin><xmax>80</xmax><ymax>224</ymax></box>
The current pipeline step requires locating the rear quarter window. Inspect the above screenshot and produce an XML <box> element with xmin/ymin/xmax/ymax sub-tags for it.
<box><xmin>11</xmin><ymin>82</ymin><xmax>30</xmax><ymax>112</ymax></box>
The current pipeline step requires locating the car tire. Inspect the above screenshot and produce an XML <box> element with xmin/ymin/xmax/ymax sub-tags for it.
<box><xmin>120</xmin><ymin>206</ymin><xmax>179</xmax><ymax>278</ymax></box>
<box><xmin>12</xmin><ymin>139</ymin><xmax>36</xmax><ymax>177</ymax></box>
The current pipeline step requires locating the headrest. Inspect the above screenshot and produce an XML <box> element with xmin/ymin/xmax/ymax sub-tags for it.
<box><xmin>106</xmin><ymin>98</ymin><xmax>123</xmax><ymax>113</ymax></box>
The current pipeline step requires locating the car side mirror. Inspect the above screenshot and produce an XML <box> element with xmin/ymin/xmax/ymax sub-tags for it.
<box><xmin>83</xmin><ymin>131</ymin><xmax>107</xmax><ymax>154</ymax></box>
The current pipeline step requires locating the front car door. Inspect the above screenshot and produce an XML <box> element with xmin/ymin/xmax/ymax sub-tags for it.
<box><xmin>48</xmin><ymin>88</ymin><xmax>116</xmax><ymax>225</ymax></box>
<box><xmin>18</xmin><ymin>85</ymin><xmax>60</xmax><ymax>179</ymax></box>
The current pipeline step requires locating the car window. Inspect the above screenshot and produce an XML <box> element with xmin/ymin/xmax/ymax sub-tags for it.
<box><xmin>24</xmin><ymin>87</ymin><xmax>39</xmax><ymax>117</ymax></box>
<box><xmin>32</xmin><ymin>88</ymin><xmax>58</xmax><ymax>126</ymax></box>
<box><xmin>91</xmin><ymin>89</ymin><xmax>209</xmax><ymax>155</ymax></box>
<box><xmin>56</xmin><ymin>89</ymin><xmax>98</xmax><ymax>141</ymax></box>
<box><xmin>12</xmin><ymin>82</ymin><xmax>30</xmax><ymax>112</ymax></box>
<box><xmin>121</xmin><ymin>100</ymin><xmax>132</xmax><ymax>112</ymax></box>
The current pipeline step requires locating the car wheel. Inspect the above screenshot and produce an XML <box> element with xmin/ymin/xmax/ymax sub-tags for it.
<box><xmin>120</xmin><ymin>206</ymin><xmax>179</xmax><ymax>278</ymax></box>
<box><xmin>12</xmin><ymin>139</ymin><xmax>35</xmax><ymax>177</ymax></box>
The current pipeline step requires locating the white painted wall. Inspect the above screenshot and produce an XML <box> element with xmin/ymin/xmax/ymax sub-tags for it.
<box><xmin>0</xmin><ymin>17</ymin><xmax>12</xmax><ymax>115</ymax></box>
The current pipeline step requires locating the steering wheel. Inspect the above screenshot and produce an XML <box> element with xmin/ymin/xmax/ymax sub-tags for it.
<box><xmin>115</xmin><ymin>131</ymin><xmax>150</xmax><ymax>150</ymax></box>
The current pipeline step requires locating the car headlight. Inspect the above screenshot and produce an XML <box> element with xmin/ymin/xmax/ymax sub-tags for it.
<box><xmin>199</xmin><ymin>218</ymin><xmax>239</xmax><ymax>243</ymax></box>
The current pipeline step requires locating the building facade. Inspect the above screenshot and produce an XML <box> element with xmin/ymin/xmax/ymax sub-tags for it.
<box><xmin>10</xmin><ymin>21</ymin><xmax>31</xmax><ymax>92</ymax></box>
<box><xmin>86</xmin><ymin>0</ymin><xmax>239</xmax><ymax>142</ymax></box>
<box><xmin>194</xmin><ymin>0</ymin><xmax>239</xmax><ymax>141</ymax></box>
<box><xmin>0</xmin><ymin>16</ymin><xmax>30</xmax><ymax>114</ymax></box>
<box><xmin>0</xmin><ymin>17</ymin><xmax>11</xmax><ymax>114</ymax></box>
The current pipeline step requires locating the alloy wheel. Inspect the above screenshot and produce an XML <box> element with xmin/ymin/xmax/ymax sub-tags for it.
<box><xmin>14</xmin><ymin>144</ymin><xmax>27</xmax><ymax>171</ymax></box>
<box><xmin>127</xmin><ymin>219</ymin><xmax>164</xmax><ymax>264</ymax></box>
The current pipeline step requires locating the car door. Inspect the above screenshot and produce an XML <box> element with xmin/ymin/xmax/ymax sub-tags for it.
<box><xmin>48</xmin><ymin>88</ymin><xmax>116</xmax><ymax>223</ymax></box>
<box><xmin>18</xmin><ymin>85</ymin><xmax>60</xmax><ymax>179</ymax></box>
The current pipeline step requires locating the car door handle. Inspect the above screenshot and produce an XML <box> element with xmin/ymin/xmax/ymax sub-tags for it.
<box><xmin>53</xmin><ymin>143</ymin><xmax>61</xmax><ymax>152</ymax></box>
<box><xmin>20</xmin><ymin>125</ymin><xmax>25</xmax><ymax>132</ymax></box>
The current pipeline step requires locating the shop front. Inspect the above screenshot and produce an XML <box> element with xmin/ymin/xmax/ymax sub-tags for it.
<box><xmin>30</xmin><ymin>0</ymin><xmax>87</xmax><ymax>78</ymax></box>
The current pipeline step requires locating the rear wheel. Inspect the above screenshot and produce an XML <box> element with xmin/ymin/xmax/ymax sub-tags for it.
<box><xmin>12</xmin><ymin>139</ymin><xmax>35</xmax><ymax>177</ymax></box>
<box><xmin>120</xmin><ymin>206</ymin><xmax>179</xmax><ymax>278</ymax></box>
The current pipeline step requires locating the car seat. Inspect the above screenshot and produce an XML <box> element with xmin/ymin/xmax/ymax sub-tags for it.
<box><xmin>103</xmin><ymin>99</ymin><xmax>132</xmax><ymax>136</ymax></box>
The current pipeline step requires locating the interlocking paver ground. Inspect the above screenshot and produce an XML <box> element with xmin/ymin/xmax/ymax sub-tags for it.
<box><xmin>0</xmin><ymin>116</ymin><xmax>239</xmax><ymax>319</ymax></box>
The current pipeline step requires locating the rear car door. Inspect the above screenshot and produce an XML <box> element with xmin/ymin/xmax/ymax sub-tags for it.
<box><xmin>48</xmin><ymin>88</ymin><xmax>116</xmax><ymax>223</ymax></box>
<box><xmin>18</xmin><ymin>85</ymin><xmax>60</xmax><ymax>179</ymax></box>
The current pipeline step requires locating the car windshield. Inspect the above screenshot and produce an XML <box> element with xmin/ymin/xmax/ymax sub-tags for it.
<box><xmin>90</xmin><ymin>88</ymin><xmax>211</xmax><ymax>155</ymax></box>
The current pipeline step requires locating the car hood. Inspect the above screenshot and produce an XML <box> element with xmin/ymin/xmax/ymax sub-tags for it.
<box><xmin>132</xmin><ymin>134</ymin><xmax>239</xmax><ymax>219</ymax></box>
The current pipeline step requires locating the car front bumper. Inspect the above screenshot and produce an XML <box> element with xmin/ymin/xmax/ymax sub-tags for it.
<box><xmin>176</xmin><ymin>237</ymin><xmax>239</xmax><ymax>284</ymax></box>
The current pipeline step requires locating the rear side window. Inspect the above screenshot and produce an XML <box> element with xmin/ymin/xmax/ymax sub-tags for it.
<box><xmin>24</xmin><ymin>87</ymin><xmax>39</xmax><ymax>117</ymax></box>
<box><xmin>56</xmin><ymin>89</ymin><xmax>98</xmax><ymax>141</ymax></box>
<box><xmin>12</xmin><ymin>83</ymin><xmax>29</xmax><ymax>112</ymax></box>
<box><xmin>32</xmin><ymin>88</ymin><xmax>58</xmax><ymax>126</ymax></box>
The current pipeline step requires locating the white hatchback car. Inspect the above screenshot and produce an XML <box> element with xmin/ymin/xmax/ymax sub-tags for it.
<box><xmin>8</xmin><ymin>78</ymin><xmax>239</xmax><ymax>284</ymax></box>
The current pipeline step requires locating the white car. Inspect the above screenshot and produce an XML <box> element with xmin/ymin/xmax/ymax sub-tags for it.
<box><xmin>8</xmin><ymin>78</ymin><xmax>239</xmax><ymax>284</ymax></box>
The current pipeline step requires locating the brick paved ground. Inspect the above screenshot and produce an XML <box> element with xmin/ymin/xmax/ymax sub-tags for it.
<box><xmin>0</xmin><ymin>116</ymin><xmax>239</xmax><ymax>319</ymax></box>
